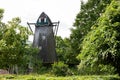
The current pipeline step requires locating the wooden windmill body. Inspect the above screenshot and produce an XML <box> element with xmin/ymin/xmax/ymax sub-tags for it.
<box><xmin>28</xmin><ymin>12</ymin><xmax>59</xmax><ymax>63</ymax></box>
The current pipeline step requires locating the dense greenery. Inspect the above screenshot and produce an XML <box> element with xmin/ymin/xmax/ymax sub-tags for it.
<box><xmin>52</xmin><ymin>61</ymin><xmax>68</xmax><ymax>76</ymax></box>
<box><xmin>56</xmin><ymin>36</ymin><xmax>78</xmax><ymax>64</ymax></box>
<box><xmin>77</xmin><ymin>0</ymin><xmax>120</xmax><ymax>75</ymax></box>
<box><xmin>70</xmin><ymin>0</ymin><xmax>112</xmax><ymax>64</ymax></box>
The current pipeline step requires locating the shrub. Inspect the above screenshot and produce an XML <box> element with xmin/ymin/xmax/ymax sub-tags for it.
<box><xmin>77</xmin><ymin>60</ymin><xmax>116</xmax><ymax>75</ymax></box>
<box><xmin>52</xmin><ymin>61</ymin><xmax>68</xmax><ymax>76</ymax></box>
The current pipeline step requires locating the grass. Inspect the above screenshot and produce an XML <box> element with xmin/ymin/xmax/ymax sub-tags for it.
<box><xmin>0</xmin><ymin>74</ymin><xmax>120</xmax><ymax>80</ymax></box>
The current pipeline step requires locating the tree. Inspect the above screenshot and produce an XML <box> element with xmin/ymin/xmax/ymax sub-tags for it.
<box><xmin>56</xmin><ymin>36</ymin><xmax>66</xmax><ymax>62</ymax></box>
<box><xmin>77</xmin><ymin>0</ymin><xmax>120</xmax><ymax>75</ymax></box>
<box><xmin>56</xmin><ymin>36</ymin><xmax>79</xmax><ymax>64</ymax></box>
<box><xmin>0</xmin><ymin>11</ymin><xmax>32</xmax><ymax>73</ymax></box>
<box><xmin>0</xmin><ymin>9</ymin><xmax>5</xmax><ymax>39</ymax></box>
<box><xmin>70</xmin><ymin>0</ymin><xmax>112</xmax><ymax>63</ymax></box>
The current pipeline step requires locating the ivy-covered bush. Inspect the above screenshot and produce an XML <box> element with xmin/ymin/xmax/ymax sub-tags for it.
<box><xmin>77</xmin><ymin>0</ymin><xmax>120</xmax><ymax>75</ymax></box>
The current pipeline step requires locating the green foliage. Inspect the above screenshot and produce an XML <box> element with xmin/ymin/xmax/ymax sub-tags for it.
<box><xmin>19</xmin><ymin>46</ymin><xmax>40</xmax><ymax>74</ymax></box>
<box><xmin>56</xmin><ymin>36</ymin><xmax>66</xmax><ymax>62</ymax></box>
<box><xmin>0</xmin><ymin>9</ymin><xmax>40</xmax><ymax>74</ymax></box>
<box><xmin>0</xmin><ymin>17</ymin><xmax>31</xmax><ymax>68</ymax></box>
<box><xmin>78</xmin><ymin>0</ymin><xmax>120</xmax><ymax>75</ymax></box>
<box><xmin>52</xmin><ymin>61</ymin><xmax>68</xmax><ymax>76</ymax></box>
<box><xmin>0</xmin><ymin>9</ymin><xmax>5</xmax><ymax>40</ymax></box>
<box><xmin>70</xmin><ymin>0</ymin><xmax>112</xmax><ymax>63</ymax></box>
<box><xmin>56</xmin><ymin>36</ymin><xmax>79</xmax><ymax>64</ymax></box>
<box><xmin>0</xmin><ymin>9</ymin><xmax>4</xmax><ymax>21</ymax></box>
<box><xmin>77</xmin><ymin>60</ymin><xmax>116</xmax><ymax>75</ymax></box>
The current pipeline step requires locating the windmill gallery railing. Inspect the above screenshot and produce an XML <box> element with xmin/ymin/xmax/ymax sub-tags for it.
<box><xmin>27</xmin><ymin>21</ymin><xmax>59</xmax><ymax>36</ymax></box>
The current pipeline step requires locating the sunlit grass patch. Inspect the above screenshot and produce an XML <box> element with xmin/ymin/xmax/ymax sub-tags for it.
<box><xmin>0</xmin><ymin>74</ymin><xmax>119</xmax><ymax>80</ymax></box>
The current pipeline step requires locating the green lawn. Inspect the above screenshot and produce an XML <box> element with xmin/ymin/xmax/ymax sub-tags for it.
<box><xmin>0</xmin><ymin>75</ymin><xmax>120</xmax><ymax>80</ymax></box>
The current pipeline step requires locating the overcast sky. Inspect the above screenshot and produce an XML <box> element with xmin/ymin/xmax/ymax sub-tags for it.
<box><xmin>0</xmin><ymin>0</ymin><xmax>87</xmax><ymax>41</ymax></box>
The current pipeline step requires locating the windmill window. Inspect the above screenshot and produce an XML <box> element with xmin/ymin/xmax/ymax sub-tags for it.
<box><xmin>42</xmin><ymin>35</ymin><xmax>46</xmax><ymax>40</ymax></box>
<box><xmin>41</xmin><ymin>18</ymin><xmax>44</xmax><ymax>23</ymax></box>
<box><xmin>39</xmin><ymin>17</ymin><xmax>47</xmax><ymax>23</ymax></box>
<box><xmin>44</xmin><ymin>18</ymin><xmax>47</xmax><ymax>22</ymax></box>
<box><xmin>39</xmin><ymin>18</ymin><xmax>41</xmax><ymax>22</ymax></box>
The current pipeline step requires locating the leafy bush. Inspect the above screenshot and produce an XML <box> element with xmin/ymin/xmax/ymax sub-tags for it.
<box><xmin>52</xmin><ymin>61</ymin><xmax>68</xmax><ymax>76</ymax></box>
<box><xmin>77</xmin><ymin>60</ymin><xmax>116</xmax><ymax>75</ymax></box>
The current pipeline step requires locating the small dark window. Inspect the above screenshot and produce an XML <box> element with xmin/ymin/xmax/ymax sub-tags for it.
<box><xmin>41</xmin><ymin>18</ymin><xmax>44</xmax><ymax>23</ymax></box>
<box><xmin>39</xmin><ymin>17</ymin><xmax>47</xmax><ymax>23</ymax></box>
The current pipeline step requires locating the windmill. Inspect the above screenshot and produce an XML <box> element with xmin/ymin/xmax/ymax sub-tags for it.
<box><xmin>27</xmin><ymin>12</ymin><xmax>59</xmax><ymax>63</ymax></box>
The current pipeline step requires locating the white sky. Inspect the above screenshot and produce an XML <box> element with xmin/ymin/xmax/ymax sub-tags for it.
<box><xmin>0</xmin><ymin>0</ymin><xmax>87</xmax><ymax>41</ymax></box>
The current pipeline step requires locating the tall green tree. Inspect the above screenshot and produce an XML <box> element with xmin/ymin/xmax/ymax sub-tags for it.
<box><xmin>70</xmin><ymin>0</ymin><xmax>112</xmax><ymax>63</ymax></box>
<box><xmin>56</xmin><ymin>36</ymin><xmax>78</xmax><ymax>64</ymax></box>
<box><xmin>0</xmin><ymin>10</ymin><xmax>32</xmax><ymax>72</ymax></box>
<box><xmin>78</xmin><ymin>0</ymin><xmax>120</xmax><ymax>75</ymax></box>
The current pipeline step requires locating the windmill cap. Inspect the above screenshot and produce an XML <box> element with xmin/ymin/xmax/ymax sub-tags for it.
<box><xmin>36</xmin><ymin>12</ymin><xmax>52</xmax><ymax>26</ymax></box>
